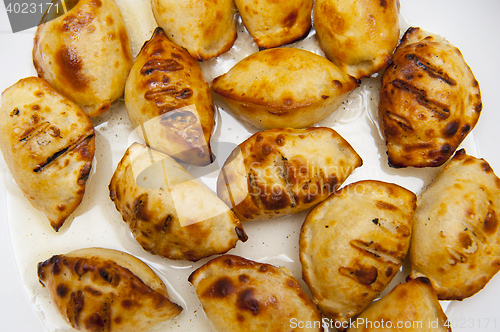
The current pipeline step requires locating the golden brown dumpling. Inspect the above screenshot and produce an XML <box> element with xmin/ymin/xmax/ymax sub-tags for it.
<box><xmin>33</xmin><ymin>0</ymin><xmax>133</xmax><ymax>117</ymax></box>
<box><xmin>314</xmin><ymin>0</ymin><xmax>400</xmax><ymax>79</ymax></box>
<box><xmin>410</xmin><ymin>149</ymin><xmax>500</xmax><ymax>300</ymax></box>
<box><xmin>212</xmin><ymin>47</ymin><xmax>358</xmax><ymax>129</ymax></box>
<box><xmin>37</xmin><ymin>247</ymin><xmax>182</xmax><ymax>332</ymax></box>
<box><xmin>125</xmin><ymin>28</ymin><xmax>215</xmax><ymax>166</ymax></box>
<box><xmin>217</xmin><ymin>127</ymin><xmax>362</xmax><ymax>222</ymax></box>
<box><xmin>300</xmin><ymin>180</ymin><xmax>416</xmax><ymax>330</ymax></box>
<box><xmin>234</xmin><ymin>0</ymin><xmax>313</xmax><ymax>49</ymax></box>
<box><xmin>151</xmin><ymin>0</ymin><xmax>237</xmax><ymax>61</ymax></box>
<box><xmin>379</xmin><ymin>27</ymin><xmax>482</xmax><ymax>168</ymax></box>
<box><xmin>346</xmin><ymin>278</ymin><xmax>451</xmax><ymax>332</ymax></box>
<box><xmin>109</xmin><ymin>143</ymin><xmax>247</xmax><ymax>261</ymax></box>
<box><xmin>188</xmin><ymin>255</ymin><xmax>323</xmax><ymax>332</ymax></box>
<box><xmin>0</xmin><ymin>77</ymin><xmax>95</xmax><ymax>231</ymax></box>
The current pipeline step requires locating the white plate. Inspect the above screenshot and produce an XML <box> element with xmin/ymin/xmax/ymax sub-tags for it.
<box><xmin>1</xmin><ymin>1</ymin><xmax>500</xmax><ymax>331</ymax></box>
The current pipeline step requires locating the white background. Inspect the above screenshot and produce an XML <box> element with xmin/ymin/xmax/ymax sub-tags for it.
<box><xmin>0</xmin><ymin>0</ymin><xmax>499</xmax><ymax>331</ymax></box>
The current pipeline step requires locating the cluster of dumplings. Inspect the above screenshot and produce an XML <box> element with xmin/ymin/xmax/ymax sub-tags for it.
<box><xmin>0</xmin><ymin>0</ymin><xmax>498</xmax><ymax>331</ymax></box>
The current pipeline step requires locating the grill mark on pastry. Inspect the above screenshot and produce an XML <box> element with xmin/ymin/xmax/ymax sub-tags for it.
<box><xmin>248</xmin><ymin>169</ymin><xmax>265</xmax><ymax>209</ymax></box>
<box><xmin>19</xmin><ymin>121</ymin><xmax>51</xmax><ymax>142</ymax></box>
<box><xmin>33</xmin><ymin>133</ymin><xmax>94</xmax><ymax>173</ymax></box>
<box><xmin>141</xmin><ymin>59</ymin><xmax>184</xmax><ymax>75</ymax></box>
<box><xmin>406</xmin><ymin>53</ymin><xmax>457</xmax><ymax>86</ymax></box>
<box><xmin>386</xmin><ymin>112</ymin><xmax>413</xmax><ymax>132</ymax></box>
<box><xmin>275</xmin><ymin>153</ymin><xmax>296</xmax><ymax>208</ymax></box>
<box><xmin>145</xmin><ymin>86</ymin><xmax>193</xmax><ymax>101</ymax></box>
<box><xmin>391</xmin><ymin>79</ymin><xmax>450</xmax><ymax>119</ymax></box>
<box><xmin>350</xmin><ymin>239</ymin><xmax>402</xmax><ymax>265</ymax></box>
<box><xmin>447</xmin><ymin>247</ymin><xmax>468</xmax><ymax>264</ymax></box>
<box><xmin>153</xmin><ymin>214</ymin><xmax>173</xmax><ymax>254</ymax></box>
<box><xmin>461</xmin><ymin>220</ymin><xmax>487</xmax><ymax>245</ymax></box>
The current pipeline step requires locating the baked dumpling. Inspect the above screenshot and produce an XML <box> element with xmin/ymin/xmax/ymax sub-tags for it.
<box><xmin>0</xmin><ymin>77</ymin><xmax>95</xmax><ymax>231</ymax></box>
<box><xmin>109</xmin><ymin>143</ymin><xmax>247</xmax><ymax>261</ymax></box>
<box><xmin>188</xmin><ymin>255</ymin><xmax>323</xmax><ymax>332</ymax></box>
<box><xmin>217</xmin><ymin>127</ymin><xmax>362</xmax><ymax>222</ymax></box>
<box><xmin>379</xmin><ymin>27</ymin><xmax>482</xmax><ymax>168</ymax></box>
<box><xmin>410</xmin><ymin>149</ymin><xmax>500</xmax><ymax>300</ymax></box>
<box><xmin>346</xmin><ymin>278</ymin><xmax>451</xmax><ymax>332</ymax></box>
<box><xmin>212</xmin><ymin>47</ymin><xmax>358</xmax><ymax>129</ymax></box>
<box><xmin>314</xmin><ymin>0</ymin><xmax>400</xmax><ymax>79</ymax></box>
<box><xmin>33</xmin><ymin>0</ymin><xmax>133</xmax><ymax>117</ymax></box>
<box><xmin>151</xmin><ymin>0</ymin><xmax>237</xmax><ymax>61</ymax></box>
<box><xmin>234</xmin><ymin>0</ymin><xmax>313</xmax><ymax>49</ymax></box>
<box><xmin>125</xmin><ymin>28</ymin><xmax>215</xmax><ymax>166</ymax></box>
<box><xmin>37</xmin><ymin>247</ymin><xmax>182</xmax><ymax>332</ymax></box>
<box><xmin>300</xmin><ymin>180</ymin><xmax>416</xmax><ymax>329</ymax></box>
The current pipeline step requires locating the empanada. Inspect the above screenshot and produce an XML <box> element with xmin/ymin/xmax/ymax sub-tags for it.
<box><xmin>300</xmin><ymin>180</ymin><xmax>416</xmax><ymax>329</ymax></box>
<box><xmin>0</xmin><ymin>77</ymin><xmax>95</xmax><ymax>231</ymax></box>
<box><xmin>410</xmin><ymin>149</ymin><xmax>500</xmax><ymax>300</ymax></box>
<box><xmin>217</xmin><ymin>127</ymin><xmax>362</xmax><ymax>222</ymax></box>
<box><xmin>109</xmin><ymin>143</ymin><xmax>247</xmax><ymax>261</ymax></box>
<box><xmin>125</xmin><ymin>28</ymin><xmax>215</xmax><ymax>166</ymax></box>
<box><xmin>234</xmin><ymin>0</ymin><xmax>313</xmax><ymax>49</ymax></box>
<box><xmin>37</xmin><ymin>247</ymin><xmax>182</xmax><ymax>332</ymax></box>
<box><xmin>346</xmin><ymin>278</ymin><xmax>450</xmax><ymax>332</ymax></box>
<box><xmin>151</xmin><ymin>0</ymin><xmax>237</xmax><ymax>61</ymax></box>
<box><xmin>212</xmin><ymin>47</ymin><xmax>358</xmax><ymax>129</ymax></box>
<box><xmin>33</xmin><ymin>0</ymin><xmax>132</xmax><ymax>117</ymax></box>
<box><xmin>379</xmin><ymin>27</ymin><xmax>482</xmax><ymax>168</ymax></box>
<box><xmin>188</xmin><ymin>255</ymin><xmax>323</xmax><ymax>332</ymax></box>
<box><xmin>314</xmin><ymin>0</ymin><xmax>400</xmax><ymax>79</ymax></box>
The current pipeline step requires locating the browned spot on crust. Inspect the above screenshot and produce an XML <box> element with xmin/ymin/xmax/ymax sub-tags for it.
<box><xmin>484</xmin><ymin>212</ymin><xmax>498</xmax><ymax>235</ymax></box>
<box><xmin>10</xmin><ymin>108</ymin><xmax>19</xmax><ymax>117</ymax></box>
<box><xmin>283</xmin><ymin>10</ymin><xmax>298</xmax><ymax>28</ymax></box>
<box><xmin>459</xmin><ymin>232</ymin><xmax>473</xmax><ymax>249</ymax></box>
<box><xmin>133</xmin><ymin>194</ymin><xmax>151</xmax><ymax>223</ymax></box>
<box><xmin>62</xmin><ymin>11</ymin><xmax>95</xmax><ymax>33</ymax></box>
<box><xmin>376</xmin><ymin>201</ymin><xmax>397</xmax><ymax>211</ymax></box>
<box><xmin>355</xmin><ymin>266</ymin><xmax>378</xmax><ymax>285</ymax></box>
<box><xmin>237</xmin><ymin>288</ymin><xmax>260</xmax><ymax>315</ymax></box>
<box><xmin>119</xmin><ymin>28</ymin><xmax>131</xmax><ymax>63</ymax></box>
<box><xmin>333</xmin><ymin>80</ymin><xmax>343</xmax><ymax>88</ymax></box>
<box><xmin>239</xmin><ymin>274</ymin><xmax>249</xmax><ymax>283</ymax></box>
<box><xmin>205</xmin><ymin>277</ymin><xmax>236</xmax><ymax>298</ymax></box>
<box><xmin>380</xmin><ymin>0</ymin><xmax>387</xmax><ymax>8</ymax></box>
<box><xmin>56</xmin><ymin>47</ymin><xmax>89</xmax><ymax>90</ymax></box>
<box><xmin>91</xmin><ymin>0</ymin><xmax>102</xmax><ymax>7</ymax></box>
<box><xmin>57</xmin><ymin>283</ymin><xmax>69</xmax><ymax>297</ymax></box>
<box><xmin>444</xmin><ymin>120</ymin><xmax>460</xmax><ymax>137</ymax></box>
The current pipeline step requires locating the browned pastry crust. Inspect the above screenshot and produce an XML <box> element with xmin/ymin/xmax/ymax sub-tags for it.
<box><xmin>217</xmin><ymin>127</ymin><xmax>362</xmax><ymax>222</ymax></box>
<box><xmin>234</xmin><ymin>0</ymin><xmax>313</xmax><ymax>49</ymax></box>
<box><xmin>109</xmin><ymin>143</ymin><xmax>247</xmax><ymax>261</ymax></box>
<box><xmin>212</xmin><ymin>47</ymin><xmax>358</xmax><ymax>129</ymax></box>
<box><xmin>314</xmin><ymin>0</ymin><xmax>400</xmax><ymax>79</ymax></box>
<box><xmin>410</xmin><ymin>149</ymin><xmax>500</xmax><ymax>300</ymax></box>
<box><xmin>37</xmin><ymin>248</ymin><xmax>182</xmax><ymax>332</ymax></box>
<box><xmin>189</xmin><ymin>254</ymin><xmax>323</xmax><ymax>332</ymax></box>
<box><xmin>0</xmin><ymin>77</ymin><xmax>95</xmax><ymax>231</ymax></box>
<box><xmin>151</xmin><ymin>0</ymin><xmax>237</xmax><ymax>61</ymax></box>
<box><xmin>33</xmin><ymin>0</ymin><xmax>133</xmax><ymax>117</ymax></box>
<box><xmin>346</xmin><ymin>278</ymin><xmax>451</xmax><ymax>332</ymax></box>
<box><xmin>379</xmin><ymin>27</ymin><xmax>482</xmax><ymax>168</ymax></box>
<box><xmin>300</xmin><ymin>180</ymin><xmax>416</xmax><ymax>330</ymax></box>
<box><xmin>125</xmin><ymin>28</ymin><xmax>215</xmax><ymax>166</ymax></box>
